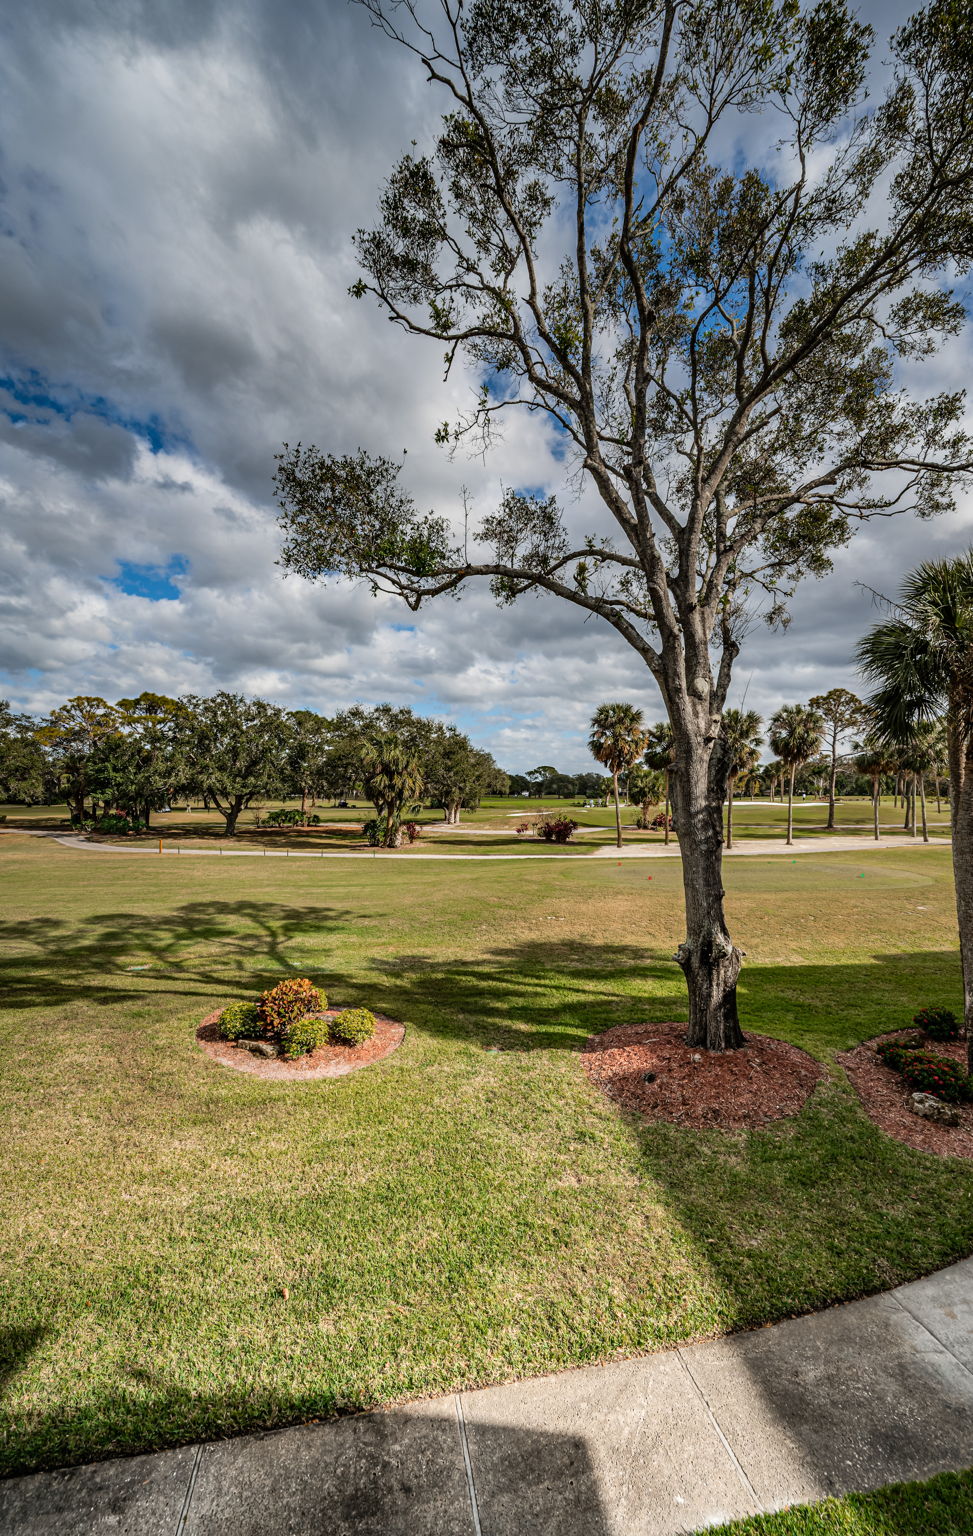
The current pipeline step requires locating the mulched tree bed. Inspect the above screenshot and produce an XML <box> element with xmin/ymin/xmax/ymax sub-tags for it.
<box><xmin>582</xmin><ymin>1021</ymin><xmax>823</xmax><ymax>1129</ymax></box>
<box><xmin>838</xmin><ymin>1032</ymin><xmax>973</xmax><ymax>1159</ymax></box>
<box><xmin>196</xmin><ymin>1008</ymin><xmax>405</xmax><ymax>1081</ymax></box>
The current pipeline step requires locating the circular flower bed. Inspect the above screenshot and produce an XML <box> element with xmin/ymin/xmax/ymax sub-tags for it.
<box><xmin>839</xmin><ymin>1031</ymin><xmax>973</xmax><ymax>1159</ymax></box>
<box><xmin>582</xmin><ymin>1022</ymin><xmax>823</xmax><ymax>1129</ymax></box>
<box><xmin>196</xmin><ymin>1008</ymin><xmax>404</xmax><ymax>1079</ymax></box>
<box><xmin>195</xmin><ymin>977</ymin><xmax>404</xmax><ymax>1080</ymax></box>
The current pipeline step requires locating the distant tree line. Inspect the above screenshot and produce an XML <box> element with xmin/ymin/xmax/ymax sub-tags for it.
<box><xmin>0</xmin><ymin>694</ymin><xmax>508</xmax><ymax>846</ymax></box>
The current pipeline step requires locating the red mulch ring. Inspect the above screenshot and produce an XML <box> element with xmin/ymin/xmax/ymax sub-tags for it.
<box><xmin>581</xmin><ymin>1022</ymin><xmax>824</xmax><ymax>1129</ymax></box>
<box><xmin>838</xmin><ymin>1032</ymin><xmax>973</xmax><ymax>1159</ymax></box>
<box><xmin>196</xmin><ymin>1008</ymin><xmax>405</xmax><ymax>1080</ymax></box>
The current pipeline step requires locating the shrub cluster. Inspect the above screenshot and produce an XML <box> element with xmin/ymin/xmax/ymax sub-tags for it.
<box><xmin>403</xmin><ymin>821</ymin><xmax>421</xmax><ymax>843</ymax></box>
<box><xmin>217</xmin><ymin>1001</ymin><xmax>263</xmax><ymax>1041</ymax></box>
<box><xmin>876</xmin><ymin>1019</ymin><xmax>971</xmax><ymax>1104</ymax></box>
<box><xmin>913</xmin><ymin>1007</ymin><xmax>960</xmax><ymax>1042</ymax></box>
<box><xmin>80</xmin><ymin>813</ymin><xmax>147</xmax><ymax>835</ymax></box>
<box><xmin>535</xmin><ymin>815</ymin><xmax>579</xmax><ymax>844</ymax></box>
<box><xmin>258</xmin><ymin>978</ymin><xmax>324</xmax><ymax>1038</ymax></box>
<box><xmin>215</xmin><ymin>979</ymin><xmax>380</xmax><ymax>1060</ymax></box>
<box><xmin>330</xmin><ymin>1007</ymin><xmax>377</xmax><ymax>1045</ymax></box>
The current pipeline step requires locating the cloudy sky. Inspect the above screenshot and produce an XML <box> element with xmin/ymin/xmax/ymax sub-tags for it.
<box><xmin>1</xmin><ymin>0</ymin><xmax>971</xmax><ymax>771</ymax></box>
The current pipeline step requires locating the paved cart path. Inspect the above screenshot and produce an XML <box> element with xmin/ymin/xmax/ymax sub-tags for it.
<box><xmin>0</xmin><ymin>828</ymin><xmax>951</xmax><ymax>861</ymax></box>
<box><xmin>2</xmin><ymin>1257</ymin><xmax>971</xmax><ymax>1534</ymax></box>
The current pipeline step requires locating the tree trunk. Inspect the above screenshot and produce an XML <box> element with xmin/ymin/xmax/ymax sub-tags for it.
<box><xmin>935</xmin><ymin>775</ymin><xmax>942</xmax><ymax>813</ymax></box>
<box><xmin>301</xmin><ymin>788</ymin><xmax>307</xmax><ymax>819</ymax></box>
<box><xmin>919</xmin><ymin>773</ymin><xmax>929</xmax><ymax>842</ymax></box>
<box><xmin>786</xmin><ymin>764</ymin><xmax>795</xmax><ymax>845</ymax></box>
<box><xmin>663</xmin><ymin>770</ymin><xmax>670</xmax><ymax>845</ymax></box>
<box><xmin>726</xmin><ymin>775</ymin><xmax>735</xmax><ymax>851</ymax></box>
<box><xmin>904</xmin><ymin>781</ymin><xmax>912</xmax><ymax>829</ymax></box>
<box><xmin>224</xmin><ymin>804</ymin><xmax>240</xmax><ymax>836</ymax></box>
<box><xmin>612</xmin><ymin>770</ymin><xmax>622</xmax><ymax>848</ymax></box>
<box><xmin>873</xmin><ymin>777</ymin><xmax>880</xmax><ymax>840</ymax></box>
<box><xmin>671</xmin><ymin>754</ymin><xmax>744</xmax><ymax>1051</ymax></box>
<box><xmin>947</xmin><ymin>716</ymin><xmax>973</xmax><ymax>1073</ymax></box>
<box><xmin>827</xmin><ymin>743</ymin><xmax>837</xmax><ymax>829</ymax></box>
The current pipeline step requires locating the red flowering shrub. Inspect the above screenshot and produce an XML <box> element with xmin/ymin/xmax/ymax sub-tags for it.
<box><xmin>876</xmin><ymin>1034</ymin><xmax>925</xmax><ymax>1072</ymax></box>
<box><xmin>403</xmin><ymin>821</ymin><xmax>421</xmax><ymax>843</ymax></box>
<box><xmin>900</xmin><ymin>1051</ymin><xmax>972</xmax><ymax>1104</ymax></box>
<box><xmin>913</xmin><ymin>1006</ymin><xmax>960</xmax><ymax>1042</ymax></box>
<box><xmin>258</xmin><ymin>977</ymin><xmax>324</xmax><ymax>1039</ymax></box>
<box><xmin>535</xmin><ymin>816</ymin><xmax>579</xmax><ymax>844</ymax></box>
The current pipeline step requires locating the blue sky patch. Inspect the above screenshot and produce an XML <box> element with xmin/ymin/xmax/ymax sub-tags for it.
<box><xmin>108</xmin><ymin>555</ymin><xmax>188</xmax><ymax>601</ymax></box>
<box><xmin>0</xmin><ymin>369</ymin><xmax>188</xmax><ymax>455</ymax></box>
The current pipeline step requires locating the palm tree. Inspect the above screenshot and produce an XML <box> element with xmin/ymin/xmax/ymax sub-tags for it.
<box><xmin>858</xmin><ymin>552</ymin><xmax>973</xmax><ymax>1069</ymax></box>
<box><xmin>358</xmin><ymin>734</ymin><xmax>425</xmax><ymax>847</ymax></box>
<box><xmin>901</xmin><ymin>731</ymin><xmax>937</xmax><ymax>843</ymax></box>
<box><xmin>856</xmin><ymin>742</ymin><xmax>895</xmax><ymax>840</ymax></box>
<box><xmin>721</xmin><ymin>709</ymin><xmax>763</xmax><ymax>851</ymax></box>
<box><xmin>643</xmin><ymin>721</ymin><xmax>675</xmax><ymax>845</ymax></box>
<box><xmin>768</xmin><ymin>705</ymin><xmax>825</xmax><ymax>846</ymax></box>
<box><xmin>588</xmin><ymin>703</ymin><xmax>649</xmax><ymax>848</ymax></box>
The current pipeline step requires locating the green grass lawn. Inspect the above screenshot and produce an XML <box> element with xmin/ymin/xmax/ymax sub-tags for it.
<box><xmin>699</xmin><ymin>1468</ymin><xmax>973</xmax><ymax>1534</ymax></box>
<box><xmin>1</xmin><ymin>833</ymin><xmax>972</xmax><ymax>1477</ymax></box>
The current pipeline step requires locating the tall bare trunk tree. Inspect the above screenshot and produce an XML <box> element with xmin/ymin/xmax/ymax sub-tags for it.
<box><xmin>277</xmin><ymin>0</ymin><xmax>973</xmax><ymax>1050</ymax></box>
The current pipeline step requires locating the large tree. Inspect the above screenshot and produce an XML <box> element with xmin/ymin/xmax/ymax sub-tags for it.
<box><xmin>36</xmin><ymin>696</ymin><xmax>122</xmax><ymax>824</ymax></box>
<box><xmin>182</xmin><ymin>693</ymin><xmax>288</xmax><ymax>835</ymax></box>
<box><xmin>588</xmin><ymin>702</ymin><xmax>649</xmax><ymax>848</ymax></box>
<box><xmin>425</xmin><ymin>727</ymin><xmax>503</xmax><ymax>822</ymax></box>
<box><xmin>276</xmin><ymin>0</ymin><xmax>973</xmax><ymax>1050</ymax></box>
<box><xmin>808</xmin><ymin>688</ymin><xmax>866</xmax><ymax>829</ymax></box>
<box><xmin>0</xmin><ymin>702</ymin><xmax>48</xmax><ymax>805</ymax></box>
<box><xmin>858</xmin><ymin>554</ymin><xmax>973</xmax><ymax>1067</ymax></box>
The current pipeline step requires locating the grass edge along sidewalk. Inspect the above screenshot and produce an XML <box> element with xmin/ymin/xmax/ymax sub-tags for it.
<box><xmin>697</xmin><ymin>1467</ymin><xmax>973</xmax><ymax>1535</ymax></box>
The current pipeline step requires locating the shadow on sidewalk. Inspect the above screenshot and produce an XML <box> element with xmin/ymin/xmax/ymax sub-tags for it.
<box><xmin>0</xmin><ymin>1405</ymin><xmax>615</xmax><ymax>1536</ymax></box>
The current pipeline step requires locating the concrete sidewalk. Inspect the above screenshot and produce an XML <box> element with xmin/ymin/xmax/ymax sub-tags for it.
<box><xmin>3</xmin><ymin>1259</ymin><xmax>971</xmax><ymax>1535</ymax></box>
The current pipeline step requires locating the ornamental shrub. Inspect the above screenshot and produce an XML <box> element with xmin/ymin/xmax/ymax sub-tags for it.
<box><xmin>258</xmin><ymin>977</ymin><xmax>324</xmax><ymax>1038</ymax></box>
<box><xmin>330</xmin><ymin>1007</ymin><xmax>376</xmax><ymax>1046</ymax></box>
<box><xmin>876</xmin><ymin>1034</ymin><xmax>926</xmax><ymax>1071</ymax></box>
<box><xmin>218</xmin><ymin>1001</ymin><xmax>263</xmax><ymax>1041</ymax></box>
<box><xmin>280</xmin><ymin>1013</ymin><xmax>330</xmax><ymax>1059</ymax></box>
<box><xmin>403</xmin><ymin>820</ymin><xmax>421</xmax><ymax>842</ymax></box>
<box><xmin>900</xmin><ymin>1051</ymin><xmax>972</xmax><ymax>1104</ymax></box>
<box><xmin>92</xmin><ymin>813</ymin><xmax>147</xmax><ymax>835</ymax></box>
<box><xmin>535</xmin><ymin>815</ymin><xmax>579</xmax><ymax>844</ymax></box>
<box><xmin>913</xmin><ymin>1006</ymin><xmax>960</xmax><ymax>1042</ymax></box>
<box><xmin>264</xmin><ymin>807</ymin><xmax>304</xmax><ymax>826</ymax></box>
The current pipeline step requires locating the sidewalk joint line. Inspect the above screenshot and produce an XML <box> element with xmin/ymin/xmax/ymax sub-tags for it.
<box><xmin>888</xmin><ymin>1289</ymin><xmax>973</xmax><ymax>1385</ymax></box>
<box><xmin>455</xmin><ymin>1395</ymin><xmax>483</xmax><ymax>1536</ymax></box>
<box><xmin>676</xmin><ymin>1350</ymin><xmax>759</xmax><ymax>1504</ymax></box>
<box><xmin>174</xmin><ymin>1443</ymin><xmax>202</xmax><ymax>1536</ymax></box>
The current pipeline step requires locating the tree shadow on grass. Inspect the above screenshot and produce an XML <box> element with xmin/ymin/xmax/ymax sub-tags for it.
<box><xmin>2</xmin><ymin>906</ymin><xmax>973</xmax><ymax>1503</ymax></box>
<box><xmin>0</xmin><ymin>901</ymin><xmax>353</xmax><ymax>1012</ymax></box>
